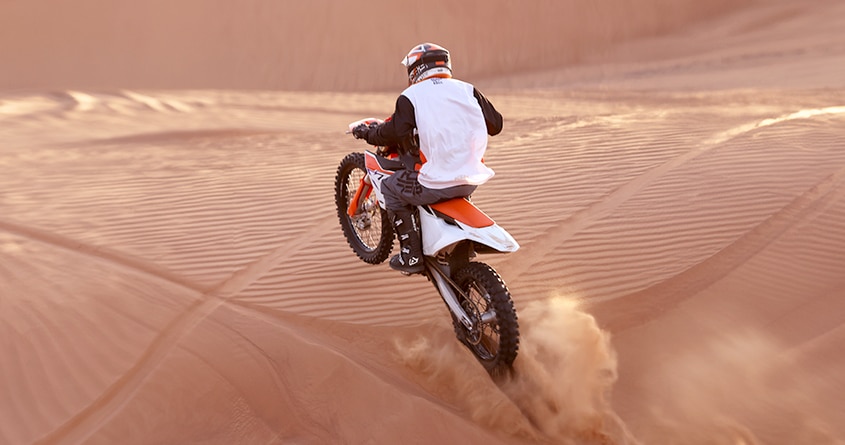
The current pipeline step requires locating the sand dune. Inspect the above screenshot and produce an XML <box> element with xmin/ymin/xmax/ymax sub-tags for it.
<box><xmin>2</xmin><ymin>0</ymin><xmax>845</xmax><ymax>444</ymax></box>
<box><xmin>1</xmin><ymin>0</ymin><xmax>756</xmax><ymax>92</ymax></box>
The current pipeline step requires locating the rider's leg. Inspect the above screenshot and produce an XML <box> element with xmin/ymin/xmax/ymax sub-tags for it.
<box><xmin>386</xmin><ymin>206</ymin><xmax>424</xmax><ymax>274</ymax></box>
<box><xmin>382</xmin><ymin>170</ymin><xmax>425</xmax><ymax>274</ymax></box>
<box><xmin>381</xmin><ymin>169</ymin><xmax>477</xmax><ymax>274</ymax></box>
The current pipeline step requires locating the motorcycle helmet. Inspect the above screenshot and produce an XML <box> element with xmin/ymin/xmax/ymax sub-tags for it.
<box><xmin>401</xmin><ymin>43</ymin><xmax>452</xmax><ymax>85</ymax></box>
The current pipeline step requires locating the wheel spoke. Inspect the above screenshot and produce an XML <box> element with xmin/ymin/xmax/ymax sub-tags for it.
<box><xmin>345</xmin><ymin>171</ymin><xmax>383</xmax><ymax>251</ymax></box>
<box><xmin>335</xmin><ymin>152</ymin><xmax>394</xmax><ymax>265</ymax></box>
<box><xmin>452</xmin><ymin>262</ymin><xmax>519</xmax><ymax>372</ymax></box>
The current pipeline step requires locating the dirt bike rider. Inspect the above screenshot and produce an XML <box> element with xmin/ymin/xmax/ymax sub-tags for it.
<box><xmin>352</xmin><ymin>42</ymin><xmax>503</xmax><ymax>275</ymax></box>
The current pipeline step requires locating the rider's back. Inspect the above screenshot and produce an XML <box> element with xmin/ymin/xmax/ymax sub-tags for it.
<box><xmin>401</xmin><ymin>77</ymin><xmax>494</xmax><ymax>189</ymax></box>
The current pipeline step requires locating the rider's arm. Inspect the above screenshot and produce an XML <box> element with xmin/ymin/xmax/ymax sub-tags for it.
<box><xmin>473</xmin><ymin>88</ymin><xmax>503</xmax><ymax>136</ymax></box>
<box><xmin>365</xmin><ymin>95</ymin><xmax>416</xmax><ymax>146</ymax></box>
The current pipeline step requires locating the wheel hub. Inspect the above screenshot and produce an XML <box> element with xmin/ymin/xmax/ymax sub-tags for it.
<box><xmin>352</xmin><ymin>212</ymin><xmax>372</xmax><ymax>230</ymax></box>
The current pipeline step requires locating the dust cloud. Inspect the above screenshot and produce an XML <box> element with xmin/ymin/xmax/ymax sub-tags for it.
<box><xmin>397</xmin><ymin>297</ymin><xmax>638</xmax><ymax>444</ymax></box>
<box><xmin>633</xmin><ymin>330</ymin><xmax>843</xmax><ymax>445</ymax></box>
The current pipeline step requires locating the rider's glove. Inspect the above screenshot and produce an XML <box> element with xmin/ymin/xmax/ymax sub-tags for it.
<box><xmin>352</xmin><ymin>123</ymin><xmax>371</xmax><ymax>140</ymax></box>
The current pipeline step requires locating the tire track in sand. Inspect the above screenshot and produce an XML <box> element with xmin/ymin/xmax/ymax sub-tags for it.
<box><xmin>499</xmin><ymin>132</ymin><xmax>717</xmax><ymax>285</ymax></box>
<box><xmin>589</xmin><ymin>163</ymin><xmax>845</xmax><ymax>331</ymax></box>
<box><xmin>0</xmin><ymin>215</ymin><xmax>339</xmax><ymax>445</ymax></box>
<box><xmin>501</xmin><ymin>106</ymin><xmax>845</xmax><ymax>284</ymax></box>
<box><xmin>0</xmin><ymin>218</ymin><xmax>204</xmax><ymax>294</ymax></box>
<box><xmin>0</xmin><ymin>219</ymin><xmax>224</xmax><ymax>445</ymax></box>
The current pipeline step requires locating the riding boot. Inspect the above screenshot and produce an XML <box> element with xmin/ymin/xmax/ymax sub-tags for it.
<box><xmin>387</xmin><ymin>207</ymin><xmax>425</xmax><ymax>274</ymax></box>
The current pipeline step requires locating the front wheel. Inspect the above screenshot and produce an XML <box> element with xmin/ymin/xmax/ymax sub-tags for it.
<box><xmin>334</xmin><ymin>152</ymin><xmax>394</xmax><ymax>264</ymax></box>
<box><xmin>452</xmin><ymin>262</ymin><xmax>520</xmax><ymax>373</ymax></box>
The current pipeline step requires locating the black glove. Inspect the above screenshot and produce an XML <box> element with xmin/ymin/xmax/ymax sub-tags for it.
<box><xmin>352</xmin><ymin>123</ymin><xmax>372</xmax><ymax>140</ymax></box>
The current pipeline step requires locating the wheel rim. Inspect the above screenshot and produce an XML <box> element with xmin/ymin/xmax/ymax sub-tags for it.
<box><xmin>345</xmin><ymin>167</ymin><xmax>385</xmax><ymax>252</ymax></box>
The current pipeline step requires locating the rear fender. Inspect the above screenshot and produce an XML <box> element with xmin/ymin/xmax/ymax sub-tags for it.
<box><xmin>419</xmin><ymin>206</ymin><xmax>519</xmax><ymax>255</ymax></box>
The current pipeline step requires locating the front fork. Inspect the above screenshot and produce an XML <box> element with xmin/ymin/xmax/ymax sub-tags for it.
<box><xmin>347</xmin><ymin>175</ymin><xmax>373</xmax><ymax>217</ymax></box>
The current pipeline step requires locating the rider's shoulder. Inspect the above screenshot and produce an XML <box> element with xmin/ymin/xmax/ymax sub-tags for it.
<box><xmin>402</xmin><ymin>77</ymin><xmax>471</xmax><ymax>95</ymax></box>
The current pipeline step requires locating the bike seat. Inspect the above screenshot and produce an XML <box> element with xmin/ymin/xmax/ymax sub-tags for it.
<box><xmin>429</xmin><ymin>198</ymin><xmax>494</xmax><ymax>228</ymax></box>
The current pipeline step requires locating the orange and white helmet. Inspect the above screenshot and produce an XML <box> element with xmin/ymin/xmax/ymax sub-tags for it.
<box><xmin>401</xmin><ymin>43</ymin><xmax>452</xmax><ymax>85</ymax></box>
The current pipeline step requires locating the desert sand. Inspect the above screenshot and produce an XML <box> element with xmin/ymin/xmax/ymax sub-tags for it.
<box><xmin>2</xmin><ymin>0</ymin><xmax>844</xmax><ymax>444</ymax></box>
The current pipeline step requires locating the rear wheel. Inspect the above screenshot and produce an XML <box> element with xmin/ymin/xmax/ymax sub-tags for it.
<box><xmin>452</xmin><ymin>262</ymin><xmax>519</xmax><ymax>373</ymax></box>
<box><xmin>334</xmin><ymin>152</ymin><xmax>393</xmax><ymax>264</ymax></box>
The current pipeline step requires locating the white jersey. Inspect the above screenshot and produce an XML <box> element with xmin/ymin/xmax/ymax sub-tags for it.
<box><xmin>401</xmin><ymin>78</ymin><xmax>495</xmax><ymax>189</ymax></box>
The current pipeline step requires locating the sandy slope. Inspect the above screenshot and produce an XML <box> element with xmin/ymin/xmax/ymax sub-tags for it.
<box><xmin>0</xmin><ymin>0</ymin><xmax>755</xmax><ymax>92</ymax></box>
<box><xmin>2</xmin><ymin>0</ymin><xmax>845</xmax><ymax>444</ymax></box>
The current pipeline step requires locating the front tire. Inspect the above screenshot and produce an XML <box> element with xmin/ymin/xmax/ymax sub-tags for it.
<box><xmin>452</xmin><ymin>262</ymin><xmax>520</xmax><ymax>373</ymax></box>
<box><xmin>335</xmin><ymin>152</ymin><xmax>394</xmax><ymax>264</ymax></box>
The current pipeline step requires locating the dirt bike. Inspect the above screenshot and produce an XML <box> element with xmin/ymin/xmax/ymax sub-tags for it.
<box><xmin>334</xmin><ymin>118</ymin><xmax>520</xmax><ymax>373</ymax></box>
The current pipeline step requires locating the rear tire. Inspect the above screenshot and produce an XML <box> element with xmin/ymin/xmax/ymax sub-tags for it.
<box><xmin>452</xmin><ymin>262</ymin><xmax>519</xmax><ymax>373</ymax></box>
<box><xmin>334</xmin><ymin>152</ymin><xmax>394</xmax><ymax>264</ymax></box>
